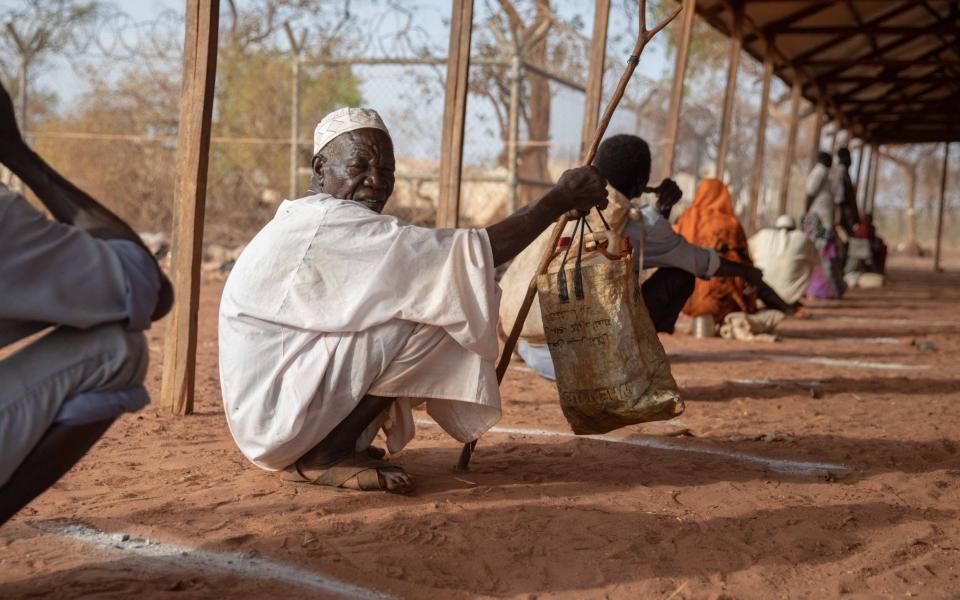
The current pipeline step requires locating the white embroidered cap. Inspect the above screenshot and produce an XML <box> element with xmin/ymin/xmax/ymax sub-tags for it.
<box><xmin>313</xmin><ymin>107</ymin><xmax>389</xmax><ymax>155</ymax></box>
<box><xmin>775</xmin><ymin>214</ymin><xmax>796</xmax><ymax>229</ymax></box>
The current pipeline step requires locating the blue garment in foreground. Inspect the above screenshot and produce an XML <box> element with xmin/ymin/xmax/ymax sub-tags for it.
<box><xmin>517</xmin><ymin>340</ymin><xmax>556</xmax><ymax>381</ymax></box>
<box><xmin>54</xmin><ymin>386</ymin><xmax>150</xmax><ymax>425</ymax></box>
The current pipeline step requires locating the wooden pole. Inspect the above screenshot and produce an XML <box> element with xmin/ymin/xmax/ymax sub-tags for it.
<box><xmin>748</xmin><ymin>39</ymin><xmax>773</xmax><ymax>233</ymax></box>
<box><xmin>715</xmin><ymin>6</ymin><xmax>742</xmax><ymax>180</ymax></box>
<box><xmin>160</xmin><ymin>0</ymin><xmax>219</xmax><ymax>416</ymax></box>
<box><xmin>506</xmin><ymin>49</ymin><xmax>521</xmax><ymax>214</ymax></box>
<box><xmin>580</xmin><ymin>0</ymin><xmax>611</xmax><ymax>157</ymax></box>
<box><xmin>859</xmin><ymin>143</ymin><xmax>874</xmax><ymax>211</ymax></box>
<box><xmin>853</xmin><ymin>138</ymin><xmax>866</xmax><ymax>194</ymax></box>
<box><xmin>906</xmin><ymin>164</ymin><xmax>918</xmax><ymax>248</ymax></box>
<box><xmin>934</xmin><ymin>142</ymin><xmax>951</xmax><ymax>271</ymax></box>
<box><xmin>659</xmin><ymin>0</ymin><xmax>695</xmax><ymax>181</ymax></box>
<box><xmin>436</xmin><ymin>0</ymin><xmax>474</xmax><ymax>228</ymax></box>
<box><xmin>283</xmin><ymin>24</ymin><xmax>304</xmax><ymax>202</ymax></box>
<box><xmin>868</xmin><ymin>144</ymin><xmax>881</xmax><ymax>214</ymax></box>
<box><xmin>829</xmin><ymin>122</ymin><xmax>841</xmax><ymax>154</ymax></box>
<box><xmin>778</xmin><ymin>76</ymin><xmax>802</xmax><ymax>215</ymax></box>
<box><xmin>809</xmin><ymin>100</ymin><xmax>825</xmax><ymax>167</ymax></box>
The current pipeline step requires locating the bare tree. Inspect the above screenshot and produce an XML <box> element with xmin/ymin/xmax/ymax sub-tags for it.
<box><xmin>1</xmin><ymin>0</ymin><xmax>101</xmax><ymax>129</ymax></box>
<box><xmin>469</xmin><ymin>0</ymin><xmax>599</xmax><ymax>204</ymax></box>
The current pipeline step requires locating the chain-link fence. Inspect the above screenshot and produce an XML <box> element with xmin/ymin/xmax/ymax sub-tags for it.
<box><xmin>4</xmin><ymin>0</ymin><xmax>956</xmax><ymax>255</ymax></box>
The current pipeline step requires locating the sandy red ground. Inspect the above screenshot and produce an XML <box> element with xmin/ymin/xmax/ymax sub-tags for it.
<box><xmin>2</xmin><ymin>253</ymin><xmax>960</xmax><ymax>599</ymax></box>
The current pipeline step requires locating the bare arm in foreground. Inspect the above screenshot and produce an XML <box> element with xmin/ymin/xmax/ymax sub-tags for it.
<box><xmin>484</xmin><ymin>166</ymin><xmax>609</xmax><ymax>267</ymax></box>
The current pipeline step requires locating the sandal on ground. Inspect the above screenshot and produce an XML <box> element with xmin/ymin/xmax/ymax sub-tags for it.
<box><xmin>282</xmin><ymin>452</ymin><xmax>415</xmax><ymax>494</ymax></box>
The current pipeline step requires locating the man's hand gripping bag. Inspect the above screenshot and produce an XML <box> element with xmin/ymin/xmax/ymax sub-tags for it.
<box><xmin>536</xmin><ymin>227</ymin><xmax>683</xmax><ymax>435</ymax></box>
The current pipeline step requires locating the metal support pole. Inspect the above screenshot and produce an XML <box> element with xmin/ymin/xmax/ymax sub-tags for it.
<box><xmin>289</xmin><ymin>57</ymin><xmax>301</xmax><ymax>200</ymax></box>
<box><xmin>659</xmin><ymin>0</ymin><xmax>695</xmax><ymax>181</ymax></box>
<box><xmin>715</xmin><ymin>6</ymin><xmax>742</xmax><ymax>180</ymax></box>
<box><xmin>778</xmin><ymin>76</ymin><xmax>802</xmax><ymax>215</ymax></box>
<box><xmin>284</xmin><ymin>23</ymin><xmax>305</xmax><ymax>201</ymax></box>
<box><xmin>506</xmin><ymin>51</ymin><xmax>521</xmax><ymax>214</ymax></box>
<box><xmin>748</xmin><ymin>40</ymin><xmax>773</xmax><ymax>233</ymax></box>
<box><xmin>934</xmin><ymin>142</ymin><xmax>951</xmax><ymax>271</ymax></box>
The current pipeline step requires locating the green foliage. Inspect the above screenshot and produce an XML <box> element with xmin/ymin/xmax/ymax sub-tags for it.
<box><xmin>31</xmin><ymin>46</ymin><xmax>360</xmax><ymax>242</ymax></box>
<box><xmin>650</xmin><ymin>0</ymin><xmax>730</xmax><ymax>82</ymax></box>
<box><xmin>208</xmin><ymin>47</ymin><xmax>362</xmax><ymax>215</ymax></box>
<box><xmin>32</xmin><ymin>66</ymin><xmax>179</xmax><ymax>233</ymax></box>
<box><xmin>209</xmin><ymin>49</ymin><xmax>362</xmax><ymax>206</ymax></box>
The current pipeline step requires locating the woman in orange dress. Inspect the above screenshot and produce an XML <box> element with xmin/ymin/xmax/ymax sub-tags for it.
<box><xmin>674</xmin><ymin>179</ymin><xmax>758</xmax><ymax>322</ymax></box>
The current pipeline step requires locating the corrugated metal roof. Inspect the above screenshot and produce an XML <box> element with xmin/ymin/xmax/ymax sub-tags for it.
<box><xmin>691</xmin><ymin>1</ymin><xmax>960</xmax><ymax>144</ymax></box>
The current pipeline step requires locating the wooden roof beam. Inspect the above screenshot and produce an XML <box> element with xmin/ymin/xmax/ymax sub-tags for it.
<box><xmin>807</xmin><ymin>11</ymin><xmax>958</xmax><ymax>84</ymax></box>
<box><xmin>827</xmin><ymin>44</ymin><xmax>957</xmax><ymax>103</ymax></box>
<box><xmin>826</xmin><ymin>74</ymin><xmax>954</xmax><ymax>84</ymax></box>
<box><xmin>804</xmin><ymin>58</ymin><xmax>960</xmax><ymax>66</ymax></box>
<box><xmin>844</xmin><ymin>0</ymin><xmax>879</xmax><ymax>56</ymax></box>
<box><xmin>916</xmin><ymin>1</ymin><xmax>960</xmax><ymax>85</ymax></box>
<box><xmin>786</xmin><ymin>1</ymin><xmax>923</xmax><ymax>67</ymax></box>
<box><xmin>742</xmin><ymin>0</ymin><xmax>833</xmax><ymax>45</ymax></box>
<box><xmin>845</xmin><ymin>84</ymin><xmax>950</xmax><ymax>116</ymax></box>
<box><xmin>775</xmin><ymin>25</ymin><xmax>959</xmax><ymax>35</ymax></box>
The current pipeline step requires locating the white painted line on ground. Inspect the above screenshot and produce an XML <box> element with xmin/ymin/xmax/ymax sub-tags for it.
<box><xmin>815</xmin><ymin>315</ymin><xmax>953</xmax><ymax>327</ymax></box>
<box><xmin>786</xmin><ymin>336</ymin><xmax>901</xmax><ymax>345</ymax></box>
<box><xmin>728</xmin><ymin>378</ymin><xmax>822</xmax><ymax>386</ymax></box>
<box><xmin>36</xmin><ymin>522</ymin><xmax>395</xmax><ymax>600</ymax></box>
<box><xmin>668</xmin><ymin>351</ymin><xmax>929</xmax><ymax>371</ymax></box>
<box><xmin>416</xmin><ymin>419</ymin><xmax>848</xmax><ymax>477</ymax></box>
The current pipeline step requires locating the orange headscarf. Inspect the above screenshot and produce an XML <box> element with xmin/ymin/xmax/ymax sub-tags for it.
<box><xmin>674</xmin><ymin>178</ymin><xmax>756</xmax><ymax>320</ymax></box>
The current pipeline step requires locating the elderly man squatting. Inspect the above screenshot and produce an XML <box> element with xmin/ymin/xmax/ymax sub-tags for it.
<box><xmin>218</xmin><ymin>108</ymin><xmax>608</xmax><ymax>493</ymax></box>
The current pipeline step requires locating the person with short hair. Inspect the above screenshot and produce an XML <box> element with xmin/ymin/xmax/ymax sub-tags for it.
<box><xmin>0</xmin><ymin>83</ymin><xmax>173</xmax><ymax>526</ymax></box>
<box><xmin>218</xmin><ymin>107</ymin><xmax>608</xmax><ymax>493</ymax></box>
<box><xmin>499</xmin><ymin>134</ymin><xmax>792</xmax><ymax>379</ymax></box>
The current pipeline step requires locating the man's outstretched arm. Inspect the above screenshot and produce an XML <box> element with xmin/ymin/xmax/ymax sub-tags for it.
<box><xmin>0</xmin><ymin>83</ymin><xmax>173</xmax><ymax>321</ymax></box>
<box><xmin>484</xmin><ymin>166</ymin><xmax>609</xmax><ymax>267</ymax></box>
<box><xmin>715</xmin><ymin>258</ymin><xmax>795</xmax><ymax>314</ymax></box>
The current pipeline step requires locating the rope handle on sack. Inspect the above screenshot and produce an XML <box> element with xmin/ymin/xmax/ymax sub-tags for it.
<box><xmin>556</xmin><ymin>204</ymin><xmax>626</xmax><ymax>302</ymax></box>
<box><xmin>573</xmin><ymin>219</ymin><xmax>586</xmax><ymax>300</ymax></box>
<box><xmin>556</xmin><ymin>217</ymin><xmax>585</xmax><ymax>303</ymax></box>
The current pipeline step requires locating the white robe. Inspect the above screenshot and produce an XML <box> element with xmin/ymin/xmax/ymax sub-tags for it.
<box><xmin>748</xmin><ymin>227</ymin><xmax>820</xmax><ymax>305</ymax></box>
<box><xmin>218</xmin><ymin>194</ymin><xmax>502</xmax><ymax>471</ymax></box>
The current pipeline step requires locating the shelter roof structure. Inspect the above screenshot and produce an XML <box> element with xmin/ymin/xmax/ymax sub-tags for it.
<box><xmin>691</xmin><ymin>1</ymin><xmax>960</xmax><ymax>144</ymax></box>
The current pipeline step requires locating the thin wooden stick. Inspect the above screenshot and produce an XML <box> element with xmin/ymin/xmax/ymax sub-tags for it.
<box><xmin>457</xmin><ymin>0</ymin><xmax>682</xmax><ymax>470</ymax></box>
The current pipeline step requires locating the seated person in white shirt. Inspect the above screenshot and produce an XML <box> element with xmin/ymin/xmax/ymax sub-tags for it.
<box><xmin>218</xmin><ymin>108</ymin><xmax>608</xmax><ymax>494</ymax></box>
<box><xmin>748</xmin><ymin>215</ymin><xmax>819</xmax><ymax>306</ymax></box>
<box><xmin>0</xmin><ymin>83</ymin><xmax>172</xmax><ymax>526</ymax></box>
<box><xmin>500</xmin><ymin>134</ymin><xmax>790</xmax><ymax>380</ymax></box>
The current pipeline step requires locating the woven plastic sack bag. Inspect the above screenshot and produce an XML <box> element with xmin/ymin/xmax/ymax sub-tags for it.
<box><xmin>536</xmin><ymin>226</ymin><xmax>683</xmax><ymax>435</ymax></box>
